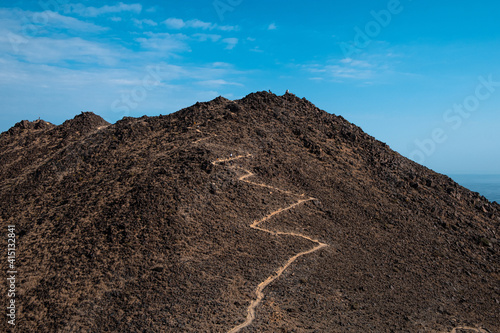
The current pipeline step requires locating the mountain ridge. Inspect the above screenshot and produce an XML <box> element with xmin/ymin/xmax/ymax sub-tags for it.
<box><xmin>1</xmin><ymin>91</ymin><xmax>498</xmax><ymax>332</ymax></box>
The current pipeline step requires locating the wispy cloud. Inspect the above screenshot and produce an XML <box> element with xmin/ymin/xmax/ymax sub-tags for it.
<box><xmin>164</xmin><ymin>18</ymin><xmax>186</xmax><ymax>29</ymax></box>
<box><xmin>250</xmin><ymin>46</ymin><xmax>264</xmax><ymax>53</ymax></box>
<box><xmin>218</xmin><ymin>25</ymin><xmax>237</xmax><ymax>32</ymax></box>
<box><xmin>268</xmin><ymin>23</ymin><xmax>277</xmax><ymax>30</ymax></box>
<box><xmin>132</xmin><ymin>18</ymin><xmax>158</xmax><ymax>28</ymax></box>
<box><xmin>135</xmin><ymin>32</ymin><xmax>190</xmax><ymax>53</ymax></box>
<box><xmin>192</xmin><ymin>33</ymin><xmax>222</xmax><ymax>42</ymax></box>
<box><xmin>303</xmin><ymin>54</ymin><xmax>397</xmax><ymax>82</ymax></box>
<box><xmin>340</xmin><ymin>58</ymin><xmax>372</xmax><ymax>68</ymax></box>
<box><xmin>0</xmin><ymin>9</ymin><xmax>118</xmax><ymax>66</ymax></box>
<box><xmin>0</xmin><ymin>8</ymin><xmax>106</xmax><ymax>35</ymax></box>
<box><xmin>42</xmin><ymin>11</ymin><xmax>107</xmax><ymax>32</ymax></box>
<box><xmin>186</xmin><ymin>19</ymin><xmax>213</xmax><ymax>30</ymax></box>
<box><xmin>197</xmin><ymin>79</ymin><xmax>243</xmax><ymax>87</ymax></box>
<box><xmin>66</xmin><ymin>2</ymin><xmax>142</xmax><ymax>17</ymax></box>
<box><xmin>163</xmin><ymin>18</ymin><xmax>237</xmax><ymax>31</ymax></box>
<box><xmin>222</xmin><ymin>38</ymin><xmax>238</xmax><ymax>50</ymax></box>
<box><xmin>2</xmin><ymin>36</ymin><xmax>123</xmax><ymax>66</ymax></box>
<box><xmin>161</xmin><ymin>18</ymin><xmax>240</xmax><ymax>50</ymax></box>
<box><xmin>305</xmin><ymin>61</ymin><xmax>375</xmax><ymax>80</ymax></box>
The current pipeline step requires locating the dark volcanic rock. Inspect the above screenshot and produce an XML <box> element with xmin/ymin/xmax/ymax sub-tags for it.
<box><xmin>60</xmin><ymin>111</ymin><xmax>110</xmax><ymax>134</ymax></box>
<box><xmin>0</xmin><ymin>92</ymin><xmax>498</xmax><ymax>333</ymax></box>
<box><xmin>0</xmin><ymin>112</ymin><xmax>109</xmax><ymax>183</ymax></box>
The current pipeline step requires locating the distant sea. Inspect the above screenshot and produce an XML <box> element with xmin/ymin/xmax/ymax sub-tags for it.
<box><xmin>449</xmin><ymin>174</ymin><xmax>500</xmax><ymax>204</ymax></box>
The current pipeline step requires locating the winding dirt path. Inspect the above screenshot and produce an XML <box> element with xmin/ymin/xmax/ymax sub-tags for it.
<box><xmin>193</xmin><ymin>134</ymin><xmax>491</xmax><ymax>332</ymax></box>
<box><xmin>447</xmin><ymin>327</ymin><xmax>489</xmax><ymax>333</ymax></box>
<box><xmin>192</xmin><ymin>129</ymin><xmax>217</xmax><ymax>144</ymax></box>
<box><xmin>211</xmin><ymin>155</ymin><xmax>328</xmax><ymax>333</ymax></box>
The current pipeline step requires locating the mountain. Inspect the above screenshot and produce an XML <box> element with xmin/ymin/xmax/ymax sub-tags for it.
<box><xmin>1</xmin><ymin>92</ymin><xmax>498</xmax><ymax>333</ymax></box>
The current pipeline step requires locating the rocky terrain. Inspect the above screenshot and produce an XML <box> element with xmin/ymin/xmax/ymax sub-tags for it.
<box><xmin>1</xmin><ymin>92</ymin><xmax>498</xmax><ymax>332</ymax></box>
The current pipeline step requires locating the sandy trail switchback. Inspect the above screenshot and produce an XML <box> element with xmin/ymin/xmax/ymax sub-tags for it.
<box><xmin>211</xmin><ymin>154</ymin><xmax>328</xmax><ymax>333</ymax></box>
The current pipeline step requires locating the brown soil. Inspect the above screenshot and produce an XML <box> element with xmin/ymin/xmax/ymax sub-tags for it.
<box><xmin>1</xmin><ymin>92</ymin><xmax>498</xmax><ymax>332</ymax></box>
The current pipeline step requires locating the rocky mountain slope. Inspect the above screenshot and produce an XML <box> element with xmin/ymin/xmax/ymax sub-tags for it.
<box><xmin>1</xmin><ymin>92</ymin><xmax>498</xmax><ymax>332</ymax></box>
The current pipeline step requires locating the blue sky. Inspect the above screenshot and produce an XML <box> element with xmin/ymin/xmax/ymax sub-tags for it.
<box><xmin>1</xmin><ymin>0</ymin><xmax>499</xmax><ymax>174</ymax></box>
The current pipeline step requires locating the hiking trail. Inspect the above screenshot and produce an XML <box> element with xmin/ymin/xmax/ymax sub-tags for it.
<box><xmin>192</xmin><ymin>131</ymin><xmax>486</xmax><ymax>333</ymax></box>
<box><xmin>211</xmin><ymin>154</ymin><xmax>328</xmax><ymax>333</ymax></box>
<box><xmin>446</xmin><ymin>327</ymin><xmax>489</xmax><ymax>333</ymax></box>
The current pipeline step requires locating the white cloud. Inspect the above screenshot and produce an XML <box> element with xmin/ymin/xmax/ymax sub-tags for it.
<box><xmin>326</xmin><ymin>65</ymin><xmax>374</xmax><ymax>79</ymax></box>
<box><xmin>3</xmin><ymin>36</ymin><xmax>122</xmax><ymax>66</ymax></box>
<box><xmin>188</xmin><ymin>19</ymin><xmax>213</xmax><ymax>30</ymax></box>
<box><xmin>133</xmin><ymin>18</ymin><xmax>158</xmax><ymax>28</ymax></box>
<box><xmin>193</xmin><ymin>33</ymin><xmax>222</xmax><ymax>42</ymax></box>
<box><xmin>304</xmin><ymin>59</ymin><xmax>377</xmax><ymax>80</ymax></box>
<box><xmin>66</xmin><ymin>2</ymin><xmax>142</xmax><ymax>17</ymax></box>
<box><xmin>217</xmin><ymin>25</ymin><xmax>237</xmax><ymax>32</ymax></box>
<box><xmin>211</xmin><ymin>62</ymin><xmax>233</xmax><ymax>68</ymax></box>
<box><xmin>164</xmin><ymin>18</ymin><xmax>186</xmax><ymax>29</ymax></box>
<box><xmin>163</xmin><ymin>18</ymin><xmax>237</xmax><ymax>31</ymax></box>
<box><xmin>197</xmin><ymin>79</ymin><xmax>243</xmax><ymax>87</ymax></box>
<box><xmin>0</xmin><ymin>8</ymin><xmax>115</xmax><ymax>64</ymax></box>
<box><xmin>0</xmin><ymin>8</ymin><xmax>105</xmax><ymax>34</ymax></box>
<box><xmin>299</xmin><ymin>53</ymin><xmax>406</xmax><ymax>82</ymax></box>
<box><xmin>307</xmin><ymin>65</ymin><xmax>373</xmax><ymax>79</ymax></box>
<box><xmin>340</xmin><ymin>58</ymin><xmax>372</xmax><ymax>68</ymax></box>
<box><xmin>135</xmin><ymin>32</ymin><xmax>190</xmax><ymax>53</ymax></box>
<box><xmin>105</xmin><ymin>64</ymin><xmax>187</xmax><ymax>86</ymax></box>
<box><xmin>268</xmin><ymin>23</ymin><xmax>277</xmax><ymax>30</ymax></box>
<box><xmin>222</xmin><ymin>38</ymin><xmax>238</xmax><ymax>50</ymax></box>
<box><xmin>44</xmin><ymin>11</ymin><xmax>107</xmax><ymax>32</ymax></box>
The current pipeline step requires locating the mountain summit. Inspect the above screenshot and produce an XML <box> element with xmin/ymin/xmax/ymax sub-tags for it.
<box><xmin>1</xmin><ymin>92</ymin><xmax>498</xmax><ymax>332</ymax></box>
